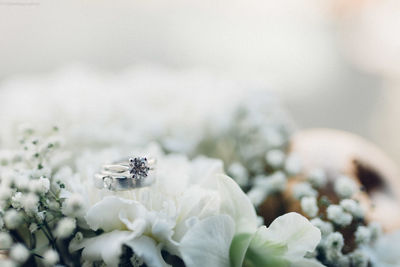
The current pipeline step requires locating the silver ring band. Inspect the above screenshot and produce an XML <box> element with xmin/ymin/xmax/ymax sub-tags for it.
<box><xmin>95</xmin><ymin>157</ymin><xmax>156</xmax><ymax>191</ymax></box>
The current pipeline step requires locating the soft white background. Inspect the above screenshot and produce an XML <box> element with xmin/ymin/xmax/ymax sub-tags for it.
<box><xmin>0</xmin><ymin>0</ymin><xmax>398</xmax><ymax>162</ymax></box>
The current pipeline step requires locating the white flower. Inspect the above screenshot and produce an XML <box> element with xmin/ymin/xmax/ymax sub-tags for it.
<box><xmin>43</xmin><ymin>249</ymin><xmax>59</xmax><ymax>266</ymax></box>
<box><xmin>4</xmin><ymin>210</ymin><xmax>23</xmax><ymax>229</ymax></box>
<box><xmin>61</xmin><ymin>193</ymin><xmax>85</xmax><ymax>218</ymax></box>
<box><xmin>55</xmin><ymin>217</ymin><xmax>76</xmax><ymax>239</ymax></box>
<box><xmin>70</xmin><ymin>154</ymin><xmax>258</xmax><ymax>267</ymax></box>
<box><xmin>0</xmin><ymin>232</ymin><xmax>13</xmax><ymax>249</ymax></box>
<box><xmin>11</xmin><ymin>192</ymin><xmax>23</xmax><ymax>209</ymax></box>
<box><xmin>351</xmin><ymin>249</ymin><xmax>369</xmax><ymax>267</ymax></box>
<box><xmin>301</xmin><ymin>196</ymin><xmax>319</xmax><ymax>218</ymax></box>
<box><xmin>10</xmin><ymin>243</ymin><xmax>30</xmax><ymax>263</ymax></box>
<box><xmin>355</xmin><ymin>226</ymin><xmax>371</xmax><ymax>245</ymax></box>
<box><xmin>327</xmin><ymin>204</ymin><xmax>352</xmax><ymax>226</ymax></box>
<box><xmin>265</xmin><ymin>149</ymin><xmax>285</xmax><ymax>168</ymax></box>
<box><xmin>308</xmin><ymin>169</ymin><xmax>327</xmax><ymax>188</ymax></box>
<box><xmin>21</xmin><ymin>193</ymin><xmax>39</xmax><ymax>213</ymax></box>
<box><xmin>324</xmin><ymin>232</ymin><xmax>344</xmax><ymax>262</ymax></box>
<box><xmin>0</xmin><ymin>186</ymin><xmax>13</xmax><ymax>200</ymax></box>
<box><xmin>334</xmin><ymin>175</ymin><xmax>357</xmax><ymax>199</ymax></box>
<box><xmin>284</xmin><ymin>153</ymin><xmax>302</xmax><ymax>176</ymax></box>
<box><xmin>29</xmin><ymin>176</ymin><xmax>50</xmax><ymax>194</ymax></box>
<box><xmin>231</xmin><ymin>212</ymin><xmax>323</xmax><ymax>267</ymax></box>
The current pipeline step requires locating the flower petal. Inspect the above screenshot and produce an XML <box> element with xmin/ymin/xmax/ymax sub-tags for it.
<box><xmin>125</xmin><ymin>236</ymin><xmax>170</xmax><ymax>267</ymax></box>
<box><xmin>262</xmin><ymin>212</ymin><xmax>321</xmax><ymax>259</ymax></box>
<box><xmin>217</xmin><ymin>174</ymin><xmax>258</xmax><ymax>233</ymax></box>
<box><xmin>71</xmin><ymin>230</ymin><xmax>132</xmax><ymax>265</ymax></box>
<box><xmin>85</xmin><ymin>196</ymin><xmax>146</xmax><ymax>232</ymax></box>
<box><xmin>180</xmin><ymin>215</ymin><xmax>235</xmax><ymax>267</ymax></box>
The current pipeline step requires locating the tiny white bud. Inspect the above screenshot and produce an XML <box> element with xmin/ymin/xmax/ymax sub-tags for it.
<box><xmin>10</xmin><ymin>243</ymin><xmax>30</xmax><ymax>263</ymax></box>
<box><xmin>334</xmin><ymin>175</ymin><xmax>357</xmax><ymax>199</ymax></box>
<box><xmin>355</xmin><ymin>226</ymin><xmax>371</xmax><ymax>245</ymax></box>
<box><xmin>325</xmin><ymin>232</ymin><xmax>344</xmax><ymax>252</ymax></box>
<box><xmin>368</xmin><ymin>222</ymin><xmax>382</xmax><ymax>241</ymax></box>
<box><xmin>43</xmin><ymin>249</ymin><xmax>59</xmax><ymax>266</ymax></box>
<box><xmin>0</xmin><ymin>186</ymin><xmax>13</xmax><ymax>200</ymax></box>
<box><xmin>284</xmin><ymin>153</ymin><xmax>302</xmax><ymax>176</ymax></box>
<box><xmin>29</xmin><ymin>223</ymin><xmax>38</xmax><ymax>233</ymax></box>
<box><xmin>228</xmin><ymin>162</ymin><xmax>249</xmax><ymax>187</ymax></box>
<box><xmin>265</xmin><ymin>149</ymin><xmax>285</xmax><ymax>168</ymax></box>
<box><xmin>247</xmin><ymin>187</ymin><xmax>267</xmax><ymax>206</ymax></box>
<box><xmin>308</xmin><ymin>169</ymin><xmax>327</xmax><ymax>188</ymax></box>
<box><xmin>327</xmin><ymin>204</ymin><xmax>352</xmax><ymax>226</ymax></box>
<box><xmin>301</xmin><ymin>196</ymin><xmax>319</xmax><ymax>217</ymax></box>
<box><xmin>55</xmin><ymin>217</ymin><xmax>76</xmax><ymax>239</ymax></box>
<box><xmin>340</xmin><ymin>199</ymin><xmax>364</xmax><ymax>218</ymax></box>
<box><xmin>62</xmin><ymin>193</ymin><xmax>85</xmax><ymax>218</ymax></box>
<box><xmin>11</xmin><ymin>192</ymin><xmax>23</xmax><ymax>210</ymax></box>
<box><xmin>351</xmin><ymin>249</ymin><xmax>369</xmax><ymax>267</ymax></box>
<box><xmin>22</xmin><ymin>193</ymin><xmax>39</xmax><ymax>213</ymax></box>
<box><xmin>29</xmin><ymin>176</ymin><xmax>50</xmax><ymax>194</ymax></box>
<box><xmin>4</xmin><ymin>210</ymin><xmax>23</xmax><ymax>229</ymax></box>
<box><xmin>0</xmin><ymin>232</ymin><xmax>13</xmax><ymax>249</ymax></box>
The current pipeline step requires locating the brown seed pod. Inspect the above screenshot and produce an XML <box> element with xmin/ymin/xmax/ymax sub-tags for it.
<box><xmin>289</xmin><ymin>128</ymin><xmax>400</xmax><ymax>232</ymax></box>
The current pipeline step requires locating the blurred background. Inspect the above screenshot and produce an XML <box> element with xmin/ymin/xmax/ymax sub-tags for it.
<box><xmin>0</xmin><ymin>0</ymin><xmax>399</xmax><ymax>163</ymax></box>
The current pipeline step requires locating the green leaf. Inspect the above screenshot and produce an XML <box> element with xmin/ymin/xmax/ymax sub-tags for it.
<box><xmin>230</xmin><ymin>233</ymin><xmax>253</xmax><ymax>267</ymax></box>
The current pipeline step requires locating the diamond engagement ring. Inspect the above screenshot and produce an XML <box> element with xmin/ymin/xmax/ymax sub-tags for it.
<box><xmin>94</xmin><ymin>157</ymin><xmax>156</xmax><ymax>191</ymax></box>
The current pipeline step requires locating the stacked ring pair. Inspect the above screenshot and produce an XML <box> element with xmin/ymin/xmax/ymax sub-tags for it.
<box><xmin>94</xmin><ymin>157</ymin><xmax>156</xmax><ymax>191</ymax></box>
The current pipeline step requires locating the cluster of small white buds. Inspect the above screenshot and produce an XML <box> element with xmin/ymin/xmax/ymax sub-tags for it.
<box><xmin>340</xmin><ymin>199</ymin><xmax>364</xmax><ymax>219</ymax></box>
<box><xmin>327</xmin><ymin>204</ymin><xmax>353</xmax><ymax>226</ymax></box>
<box><xmin>323</xmin><ymin>231</ymin><xmax>352</xmax><ymax>266</ymax></box>
<box><xmin>21</xmin><ymin>193</ymin><xmax>39</xmax><ymax>214</ymax></box>
<box><xmin>29</xmin><ymin>176</ymin><xmax>50</xmax><ymax>194</ymax></box>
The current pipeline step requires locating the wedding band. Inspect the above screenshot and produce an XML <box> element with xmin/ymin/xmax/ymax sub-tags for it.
<box><xmin>95</xmin><ymin>157</ymin><xmax>156</xmax><ymax>191</ymax></box>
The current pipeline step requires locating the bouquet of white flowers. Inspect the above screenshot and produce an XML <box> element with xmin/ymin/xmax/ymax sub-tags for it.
<box><xmin>0</xmin><ymin>68</ymin><xmax>398</xmax><ymax>267</ymax></box>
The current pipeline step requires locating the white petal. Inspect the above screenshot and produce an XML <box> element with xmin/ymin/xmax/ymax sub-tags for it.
<box><xmin>85</xmin><ymin>196</ymin><xmax>146</xmax><ymax>232</ymax></box>
<box><xmin>263</xmin><ymin>212</ymin><xmax>321</xmax><ymax>259</ymax></box>
<box><xmin>217</xmin><ymin>174</ymin><xmax>258</xmax><ymax>233</ymax></box>
<box><xmin>180</xmin><ymin>215</ymin><xmax>235</xmax><ymax>267</ymax></box>
<box><xmin>126</xmin><ymin>236</ymin><xmax>170</xmax><ymax>267</ymax></box>
<box><xmin>71</xmin><ymin>230</ymin><xmax>133</xmax><ymax>265</ymax></box>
